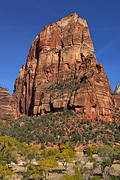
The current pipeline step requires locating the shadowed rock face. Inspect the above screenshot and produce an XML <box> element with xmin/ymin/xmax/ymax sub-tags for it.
<box><xmin>9</xmin><ymin>13</ymin><xmax>119</xmax><ymax>119</ymax></box>
<box><xmin>0</xmin><ymin>85</ymin><xmax>15</xmax><ymax>120</ymax></box>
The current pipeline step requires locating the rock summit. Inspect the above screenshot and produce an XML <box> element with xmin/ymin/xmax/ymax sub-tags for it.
<box><xmin>1</xmin><ymin>13</ymin><xmax>120</xmax><ymax>120</ymax></box>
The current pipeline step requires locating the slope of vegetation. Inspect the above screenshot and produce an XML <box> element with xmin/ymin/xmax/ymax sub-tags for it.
<box><xmin>42</xmin><ymin>71</ymin><xmax>94</xmax><ymax>94</ymax></box>
<box><xmin>0</xmin><ymin>108</ymin><xmax>120</xmax><ymax>147</ymax></box>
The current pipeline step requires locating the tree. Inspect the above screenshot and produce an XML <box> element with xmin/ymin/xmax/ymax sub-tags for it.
<box><xmin>86</xmin><ymin>146</ymin><xmax>98</xmax><ymax>156</ymax></box>
<box><xmin>39</xmin><ymin>158</ymin><xmax>58</xmax><ymax>180</ymax></box>
<box><xmin>98</xmin><ymin>145</ymin><xmax>120</xmax><ymax>179</ymax></box>
<box><xmin>25</xmin><ymin>152</ymin><xmax>36</xmax><ymax>165</ymax></box>
<box><xmin>62</xmin><ymin>166</ymin><xmax>82</xmax><ymax>180</ymax></box>
<box><xmin>22</xmin><ymin>164</ymin><xmax>42</xmax><ymax>180</ymax></box>
<box><xmin>55</xmin><ymin>145</ymin><xmax>76</xmax><ymax>173</ymax></box>
<box><xmin>0</xmin><ymin>136</ymin><xmax>38</xmax><ymax>180</ymax></box>
<box><xmin>0</xmin><ymin>165</ymin><xmax>14</xmax><ymax>180</ymax></box>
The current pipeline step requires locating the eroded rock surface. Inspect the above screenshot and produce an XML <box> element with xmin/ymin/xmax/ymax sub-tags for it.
<box><xmin>12</xmin><ymin>13</ymin><xmax>120</xmax><ymax>118</ymax></box>
<box><xmin>0</xmin><ymin>84</ymin><xmax>15</xmax><ymax>120</ymax></box>
<box><xmin>114</xmin><ymin>81</ymin><xmax>120</xmax><ymax>95</ymax></box>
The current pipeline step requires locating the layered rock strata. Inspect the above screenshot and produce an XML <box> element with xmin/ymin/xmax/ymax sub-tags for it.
<box><xmin>0</xmin><ymin>85</ymin><xmax>15</xmax><ymax>120</ymax></box>
<box><xmin>13</xmin><ymin>13</ymin><xmax>119</xmax><ymax>118</ymax></box>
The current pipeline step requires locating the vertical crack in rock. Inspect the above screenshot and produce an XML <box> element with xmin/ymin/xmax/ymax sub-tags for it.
<box><xmin>28</xmin><ymin>39</ymin><xmax>40</xmax><ymax>116</ymax></box>
<box><xmin>58</xmin><ymin>50</ymin><xmax>61</xmax><ymax>73</ymax></box>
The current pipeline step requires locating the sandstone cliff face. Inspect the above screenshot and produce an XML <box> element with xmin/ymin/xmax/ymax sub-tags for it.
<box><xmin>114</xmin><ymin>82</ymin><xmax>120</xmax><ymax>95</ymax></box>
<box><xmin>113</xmin><ymin>82</ymin><xmax>120</xmax><ymax>109</ymax></box>
<box><xmin>0</xmin><ymin>84</ymin><xmax>15</xmax><ymax>120</ymax></box>
<box><xmin>13</xmin><ymin>13</ymin><xmax>119</xmax><ymax>118</ymax></box>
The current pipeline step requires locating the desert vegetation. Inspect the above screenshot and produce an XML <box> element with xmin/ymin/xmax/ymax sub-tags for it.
<box><xmin>0</xmin><ymin>108</ymin><xmax>120</xmax><ymax>147</ymax></box>
<box><xmin>0</xmin><ymin>136</ymin><xmax>120</xmax><ymax>180</ymax></box>
<box><xmin>0</xmin><ymin>109</ymin><xmax>120</xmax><ymax>179</ymax></box>
<box><xmin>42</xmin><ymin>71</ymin><xmax>94</xmax><ymax>94</ymax></box>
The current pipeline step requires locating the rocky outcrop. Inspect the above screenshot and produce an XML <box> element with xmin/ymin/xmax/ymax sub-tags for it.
<box><xmin>113</xmin><ymin>82</ymin><xmax>120</xmax><ymax>110</ymax></box>
<box><xmin>114</xmin><ymin>82</ymin><xmax>120</xmax><ymax>95</ymax></box>
<box><xmin>13</xmin><ymin>13</ymin><xmax>119</xmax><ymax>119</ymax></box>
<box><xmin>0</xmin><ymin>84</ymin><xmax>15</xmax><ymax>120</ymax></box>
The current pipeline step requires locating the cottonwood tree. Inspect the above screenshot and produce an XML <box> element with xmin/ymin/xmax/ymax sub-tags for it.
<box><xmin>55</xmin><ymin>144</ymin><xmax>76</xmax><ymax>173</ymax></box>
<box><xmin>39</xmin><ymin>158</ymin><xmax>58</xmax><ymax>180</ymax></box>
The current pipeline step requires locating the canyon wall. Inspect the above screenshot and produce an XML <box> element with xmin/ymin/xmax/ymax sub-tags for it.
<box><xmin>1</xmin><ymin>13</ymin><xmax>120</xmax><ymax>121</ymax></box>
<box><xmin>13</xmin><ymin>13</ymin><xmax>119</xmax><ymax>119</ymax></box>
<box><xmin>0</xmin><ymin>85</ymin><xmax>15</xmax><ymax>120</ymax></box>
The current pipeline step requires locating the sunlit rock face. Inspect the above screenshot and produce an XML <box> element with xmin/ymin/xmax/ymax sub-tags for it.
<box><xmin>0</xmin><ymin>84</ymin><xmax>15</xmax><ymax>120</ymax></box>
<box><xmin>12</xmin><ymin>13</ymin><xmax>120</xmax><ymax>119</ymax></box>
<box><xmin>114</xmin><ymin>82</ymin><xmax>120</xmax><ymax>95</ymax></box>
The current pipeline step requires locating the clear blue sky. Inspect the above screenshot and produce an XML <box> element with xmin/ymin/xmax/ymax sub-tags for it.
<box><xmin>0</xmin><ymin>0</ymin><xmax>120</xmax><ymax>95</ymax></box>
